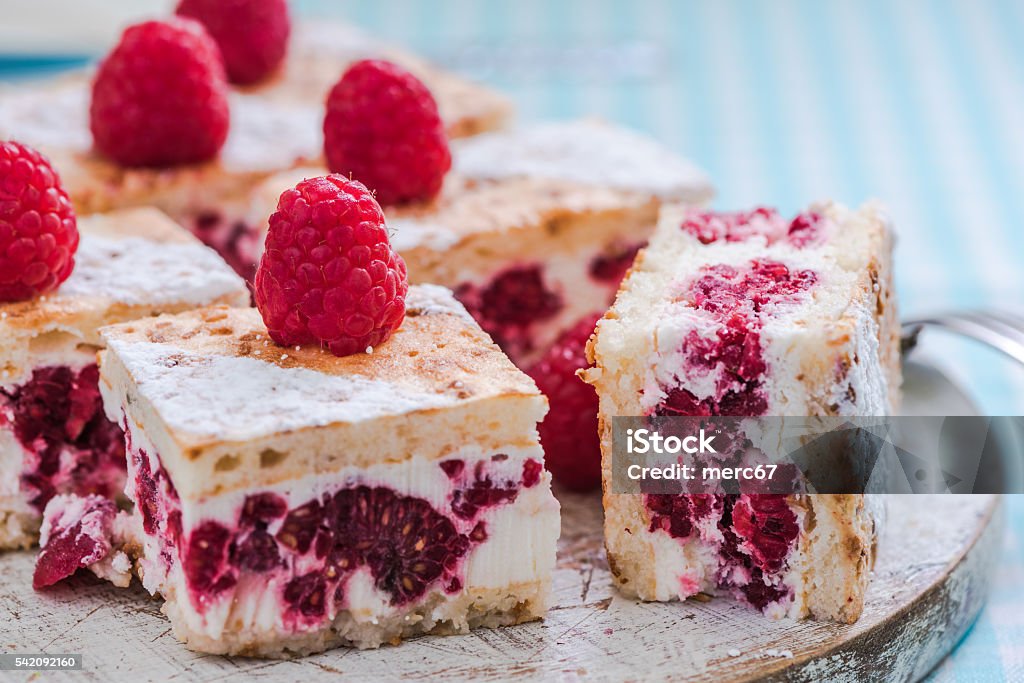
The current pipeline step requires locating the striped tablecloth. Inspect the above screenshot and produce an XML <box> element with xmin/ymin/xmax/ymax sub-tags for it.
<box><xmin>311</xmin><ymin>0</ymin><xmax>1024</xmax><ymax>679</ymax></box>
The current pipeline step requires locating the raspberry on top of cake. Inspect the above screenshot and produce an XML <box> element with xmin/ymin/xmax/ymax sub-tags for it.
<box><xmin>81</xmin><ymin>286</ymin><xmax>559</xmax><ymax>655</ymax></box>
<box><xmin>584</xmin><ymin>201</ymin><xmax>899</xmax><ymax>624</ymax></box>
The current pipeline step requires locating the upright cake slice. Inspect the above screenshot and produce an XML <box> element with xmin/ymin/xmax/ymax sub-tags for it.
<box><xmin>0</xmin><ymin>21</ymin><xmax>510</xmax><ymax>274</ymax></box>
<box><xmin>65</xmin><ymin>286</ymin><xmax>559</xmax><ymax>655</ymax></box>
<box><xmin>246</xmin><ymin>120</ymin><xmax>715</xmax><ymax>368</ymax></box>
<box><xmin>584</xmin><ymin>202</ymin><xmax>899</xmax><ymax>623</ymax></box>
<box><xmin>0</xmin><ymin>208</ymin><xmax>250</xmax><ymax>550</ymax></box>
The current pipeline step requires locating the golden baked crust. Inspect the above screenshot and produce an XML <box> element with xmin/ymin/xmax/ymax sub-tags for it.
<box><xmin>97</xmin><ymin>286</ymin><xmax>548</xmax><ymax>500</ymax></box>
<box><xmin>0</xmin><ymin>208</ymin><xmax>250</xmax><ymax>386</ymax></box>
<box><xmin>101</xmin><ymin>294</ymin><xmax>537</xmax><ymax>396</ymax></box>
<box><xmin>392</xmin><ymin>176</ymin><xmax>660</xmax><ymax>283</ymax></box>
<box><xmin>243</xmin><ymin>164</ymin><xmax>669</xmax><ymax>368</ymax></box>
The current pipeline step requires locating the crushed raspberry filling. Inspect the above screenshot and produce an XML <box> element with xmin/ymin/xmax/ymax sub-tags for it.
<box><xmin>33</xmin><ymin>494</ymin><xmax>117</xmax><ymax>589</ymax></box>
<box><xmin>655</xmin><ymin>260</ymin><xmax>817</xmax><ymax>418</ymax></box>
<box><xmin>681</xmin><ymin>208</ymin><xmax>823</xmax><ymax>248</ymax></box>
<box><xmin>589</xmin><ymin>241</ymin><xmax>644</xmax><ymax>284</ymax></box>
<box><xmin>643</xmin><ymin>493</ymin><xmax>799</xmax><ymax>612</ymax></box>
<box><xmin>129</xmin><ymin>445</ymin><xmax>535</xmax><ymax>621</ymax></box>
<box><xmin>0</xmin><ymin>365</ymin><xmax>125</xmax><ymax>512</ymax></box>
<box><xmin>645</xmin><ymin>493</ymin><xmax>717</xmax><ymax>539</ymax></box>
<box><xmin>191</xmin><ymin>210</ymin><xmax>259</xmax><ymax>282</ymax></box>
<box><xmin>646</xmin><ymin>259</ymin><xmax>812</xmax><ymax>613</ymax></box>
<box><xmin>454</xmin><ymin>264</ymin><xmax>563</xmax><ymax>361</ymax></box>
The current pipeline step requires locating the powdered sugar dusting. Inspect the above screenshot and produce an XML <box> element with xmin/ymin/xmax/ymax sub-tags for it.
<box><xmin>0</xmin><ymin>83</ymin><xmax>320</xmax><ymax>174</ymax></box>
<box><xmin>387</xmin><ymin>216</ymin><xmax>460</xmax><ymax>252</ymax></box>
<box><xmin>453</xmin><ymin>120</ymin><xmax>713</xmax><ymax>201</ymax></box>
<box><xmin>109</xmin><ymin>341</ymin><xmax>463</xmax><ymax>441</ymax></box>
<box><xmin>222</xmin><ymin>94</ymin><xmax>321</xmax><ymax>172</ymax></box>
<box><xmin>406</xmin><ymin>284</ymin><xmax>475</xmax><ymax>323</ymax></box>
<box><xmin>292</xmin><ymin>22</ymin><xmax>383</xmax><ymax>61</ymax></box>
<box><xmin>0</xmin><ymin>83</ymin><xmax>91</xmax><ymax>152</ymax></box>
<box><xmin>59</xmin><ymin>235</ymin><xmax>246</xmax><ymax>307</ymax></box>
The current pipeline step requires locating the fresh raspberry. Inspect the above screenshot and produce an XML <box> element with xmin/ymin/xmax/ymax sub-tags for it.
<box><xmin>323</xmin><ymin>59</ymin><xmax>451</xmax><ymax>206</ymax></box>
<box><xmin>254</xmin><ymin>175</ymin><xmax>408</xmax><ymax>357</ymax></box>
<box><xmin>90</xmin><ymin>18</ymin><xmax>229</xmax><ymax>167</ymax></box>
<box><xmin>527</xmin><ymin>314</ymin><xmax>602</xmax><ymax>492</ymax></box>
<box><xmin>176</xmin><ymin>0</ymin><xmax>291</xmax><ymax>85</ymax></box>
<box><xmin>0</xmin><ymin>141</ymin><xmax>78</xmax><ymax>301</ymax></box>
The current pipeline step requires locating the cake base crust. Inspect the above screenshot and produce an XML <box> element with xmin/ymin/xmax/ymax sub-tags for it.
<box><xmin>0</xmin><ymin>508</ymin><xmax>38</xmax><ymax>550</ymax></box>
<box><xmin>164</xmin><ymin>580</ymin><xmax>548</xmax><ymax>657</ymax></box>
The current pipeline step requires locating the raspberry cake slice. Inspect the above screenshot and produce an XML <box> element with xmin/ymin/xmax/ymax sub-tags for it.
<box><xmin>0</xmin><ymin>208</ymin><xmax>250</xmax><ymax>550</ymax></box>
<box><xmin>248</xmin><ymin>120</ymin><xmax>715</xmax><ymax>368</ymax></box>
<box><xmin>584</xmin><ymin>202</ymin><xmax>900</xmax><ymax>623</ymax></box>
<box><xmin>76</xmin><ymin>286</ymin><xmax>559</xmax><ymax>655</ymax></box>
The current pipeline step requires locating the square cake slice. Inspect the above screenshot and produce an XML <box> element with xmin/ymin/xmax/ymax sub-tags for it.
<box><xmin>73</xmin><ymin>285</ymin><xmax>559</xmax><ymax>656</ymax></box>
<box><xmin>0</xmin><ymin>21</ymin><xmax>510</xmax><ymax>274</ymax></box>
<box><xmin>583</xmin><ymin>201</ymin><xmax>900</xmax><ymax>623</ymax></box>
<box><xmin>0</xmin><ymin>208</ymin><xmax>250</xmax><ymax>550</ymax></box>
<box><xmin>246</xmin><ymin>120</ymin><xmax>715</xmax><ymax>369</ymax></box>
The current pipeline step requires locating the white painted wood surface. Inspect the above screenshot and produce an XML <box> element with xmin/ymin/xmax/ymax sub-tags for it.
<box><xmin>0</xmin><ymin>493</ymin><xmax>1003</xmax><ymax>682</ymax></box>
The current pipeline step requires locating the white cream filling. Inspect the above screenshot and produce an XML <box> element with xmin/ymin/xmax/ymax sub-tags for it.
<box><xmin>642</xmin><ymin>500</ymin><xmax>808</xmax><ymax>618</ymax></box>
<box><xmin>0</xmin><ymin>429</ymin><xmax>31</xmax><ymax>506</ymax></box>
<box><xmin>183</xmin><ymin>445</ymin><xmax>541</xmax><ymax>528</ymax></box>
<box><xmin>37</xmin><ymin>495</ymin><xmax>102</xmax><ymax>558</ymax></box>
<box><xmin>125</xmin><ymin>436</ymin><xmax>558</xmax><ymax>641</ymax></box>
<box><xmin>86</xmin><ymin>511</ymin><xmax>139</xmax><ymax>589</ymax></box>
<box><xmin>642</xmin><ymin>307</ymin><xmax>725</xmax><ymax>412</ymax></box>
<box><xmin>637</xmin><ymin>231</ymin><xmax>891</xmax><ymax>416</ymax></box>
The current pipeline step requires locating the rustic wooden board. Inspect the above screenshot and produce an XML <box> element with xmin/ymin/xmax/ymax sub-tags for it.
<box><xmin>0</xmin><ymin>493</ymin><xmax>1003</xmax><ymax>683</ymax></box>
<box><xmin>0</xmin><ymin>361</ymin><xmax>1006</xmax><ymax>682</ymax></box>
